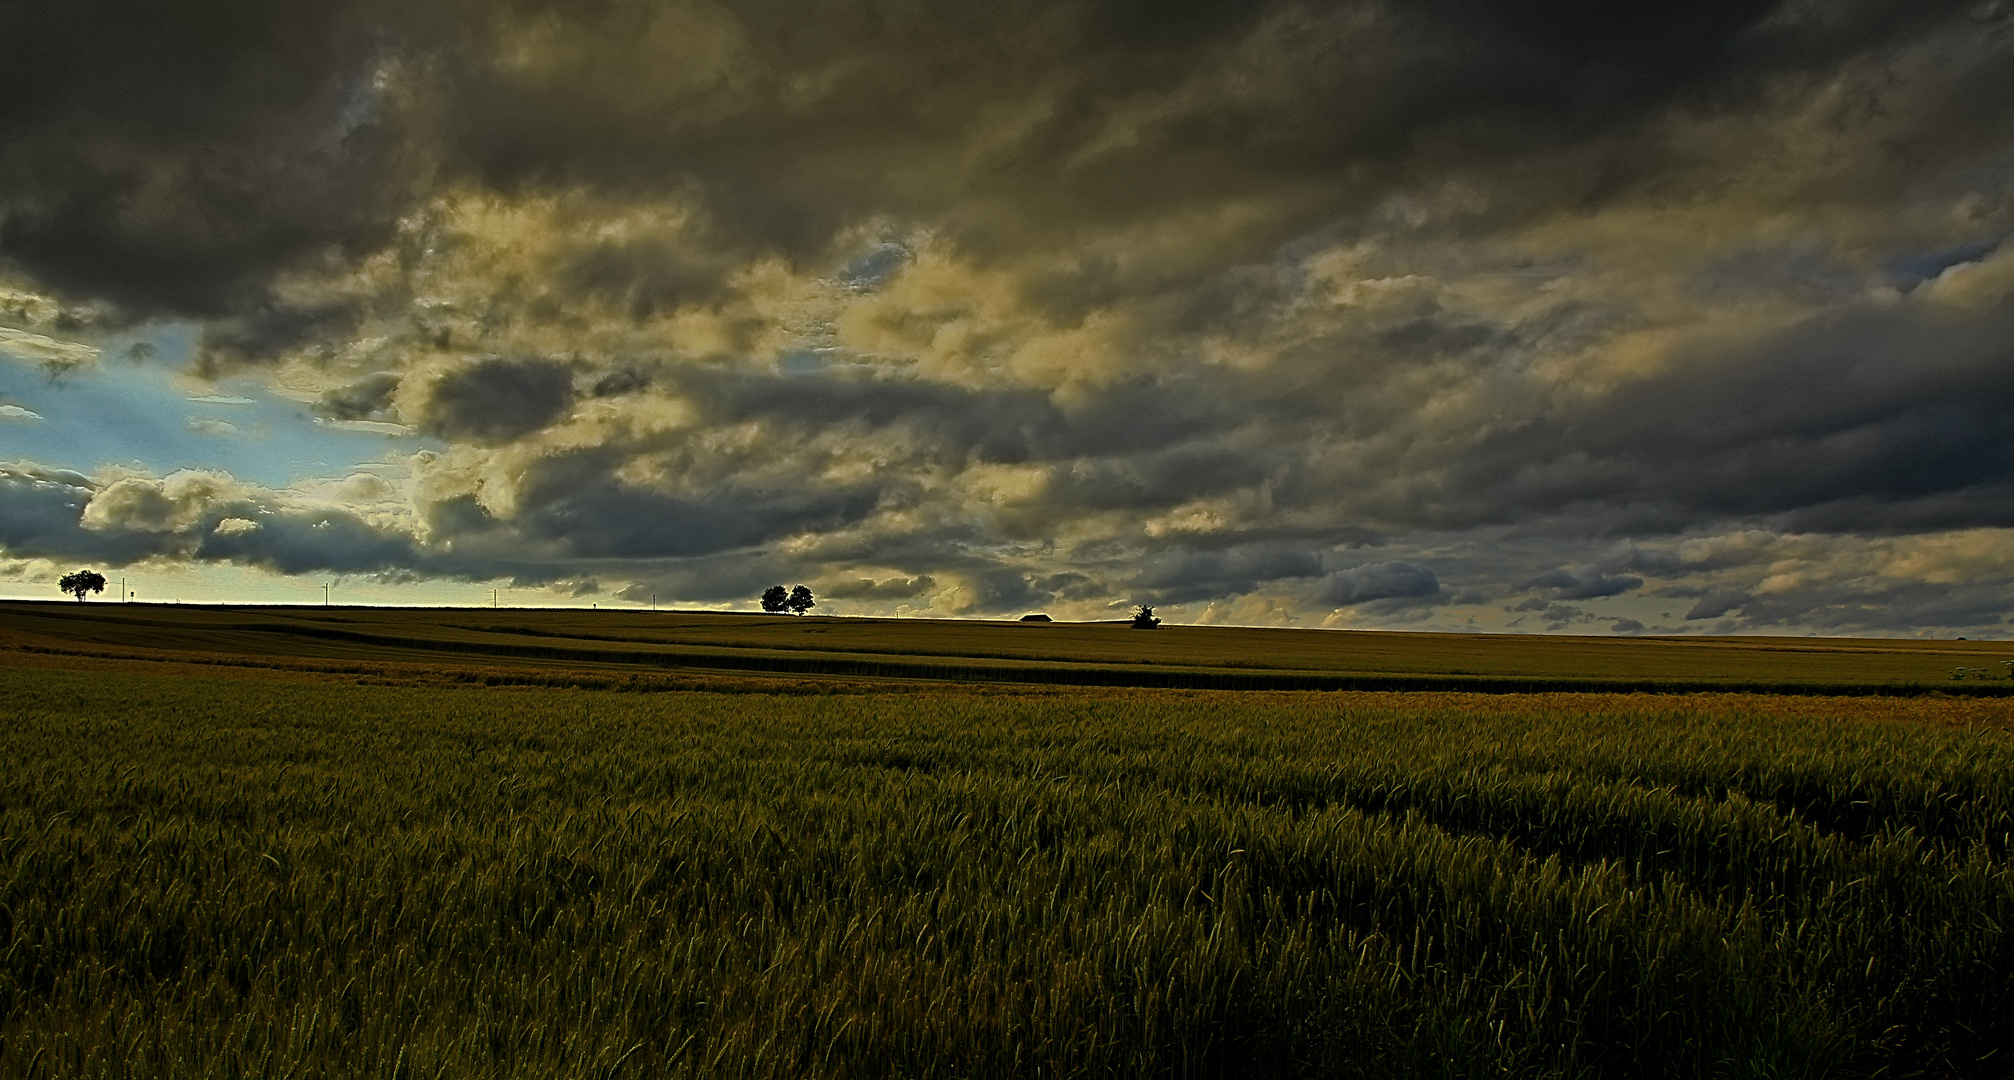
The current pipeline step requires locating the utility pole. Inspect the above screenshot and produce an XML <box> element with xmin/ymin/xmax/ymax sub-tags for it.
<box><xmin>122</xmin><ymin>577</ymin><xmax>127</xmax><ymax>603</ymax></box>
<box><xmin>651</xmin><ymin>592</ymin><xmax>657</xmax><ymax>611</ymax></box>
<box><xmin>323</xmin><ymin>583</ymin><xmax>330</xmax><ymax>607</ymax></box>
<box><xmin>492</xmin><ymin>588</ymin><xmax>497</xmax><ymax>608</ymax></box>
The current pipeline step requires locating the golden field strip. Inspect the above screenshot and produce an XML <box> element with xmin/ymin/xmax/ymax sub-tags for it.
<box><xmin>4</xmin><ymin>600</ymin><xmax>2013</xmax><ymax>693</ymax></box>
<box><xmin>3</xmin><ymin>604</ymin><xmax>2012</xmax><ymax>1076</ymax></box>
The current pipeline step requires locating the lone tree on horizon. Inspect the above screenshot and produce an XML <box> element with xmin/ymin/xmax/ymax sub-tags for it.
<box><xmin>59</xmin><ymin>570</ymin><xmax>107</xmax><ymax>602</ymax></box>
<box><xmin>1130</xmin><ymin>605</ymin><xmax>1161</xmax><ymax>629</ymax></box>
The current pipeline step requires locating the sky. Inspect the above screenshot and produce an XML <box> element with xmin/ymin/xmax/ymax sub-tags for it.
<box><xmin>2</xmin><ymin>0</ymin><xmax>2012</xmax><ymax>633</ymax></box>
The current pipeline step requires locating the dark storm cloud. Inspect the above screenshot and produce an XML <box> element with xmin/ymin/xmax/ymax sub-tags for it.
<box><xmin>1455</xmin><ymin>296</ymin><xmax>2014</xmax><ymax>533</ymax></box>
<box><xmin>514</xmin><ymin>475</ymin><xmax>883</xmax><ymax>560</ymax></box>
<box><xmin>0</xmin><ymin>463</ymin><xmax>161</xmax><ymax>564</ymax></box>
<box><xmin>679</xmin><ymin>368</ymin><xmax>1065</xmax><ymax>458</ymax></box>
<box><xmin>0</xmin><ymin>0</ymin><xmax>456</xmax><ymax>317</ymax></box>
<box><xmin>315</xmin><ymin>372</ymin><xmax>402</xmax><ymax>421</ymax></box>
<box><xmin>659</xmin><ymin>365</ymin><xmax>1289</xmax><ymax>528</ymax></box>
<box><xmin>556</xmin><ymin>233</ymin><xmax>742</xmax><ymax>319</ymax></box>
<box><xmin>1506</xmin><ymin>602</ymin><xmax>1597</xmax><ymax>631</ymax></box>
<box><xmin>1317</xmin><ymin>560</ymin><xmax>1440</xmax><ymax>606</ymax></box>
<box><xmin>1519</xmin><ymin>569</ymin><xmax>1644</xmax><ymax>600</ymax></box>
<box><xmin>589</xmin><ymin>366</ymin><xmax>653</xmax><ymax>399</ymax></box>
<box><xmin>195</xmin><ymin>512</ymin><xmax>421</xmax><ymax>576</ymax></box>
<box><xmin>1740</xmin><ymin>581</ymin><xmax>2011</xmax><ymax>634</ymax></box>
<box><xmin>3</xmin><ymin>0</ymin><xmax>1986</xmax><ymax>332</ymax></box>
<box><xmin>0</xmin><ymin>463</ymin><xmax>425</xmax><ymax>575</ymax></box>
<box><xmin>0</xmin><ymin>462</ymin><xmax>621</xmax><ymax>589</ymax></box>
<box><xmin>823</xmin><ymin>575</ymin><xmax>935</xmax><ymax>601</ymax></box>
<box><xmin>668</xmin><ymin>363</ymin><xmax>1272</xmax><ymax>484</ymax></box>
<box><xmin>1132</xmin><ymin>544</ymin><xmax>1324</xmax><ymax>604</ymax></box>
<box><xmin>416</xmin><ymin>358</ymin><xmax>575</xmax><ymax>444</ymax></box>
<box><xmin>1685</xmin><ymin>592</ymin><xmax>1751</xmax><ymax>621</ymax></box>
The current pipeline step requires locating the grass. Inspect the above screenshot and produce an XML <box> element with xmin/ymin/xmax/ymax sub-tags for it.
<box><xmin>2</xmin><ymin>663</ymin><xmax>2010</xmax><ymax>1077</ymax></box>
<box><xmin>5</xmin><ymin>600</ymin><xmax>2014</xmax><ymax>694</ymax></box>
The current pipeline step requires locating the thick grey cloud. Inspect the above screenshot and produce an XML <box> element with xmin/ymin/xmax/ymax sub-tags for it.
<box><xmin>1686</xmin><ymin>592</ymin><xmax>1752</xmax><ymax>621</ymax></box>
<box><xmin>316</xmin><ymin>372</ymin><xmax>402</xmax><ymax>421</ymax></box>
<box><xmin>416</xmin><ymin>358</ymin><xmax>575</xmax><ymax>444</ymax></box>
<box><xmin>1</xmin><ymin>0</ymin><xmax>1988</xmax><ymax>329</ymax></box>
<box><xmin>0</xmin><ymin>0</ymin><xmax>444</xmax><ymax>317</ymax></box>
<box><xmin>0</xmin><ymin>463</ymin><xmax>421</xmax><ymax>575</ymax></box>
<box><xmin>4</xmin><ymin>1</ymin><xmax>2014</xmax><ymax>633</ymax></box>
<box><xmin>1318</xmin><ymin>561</ymin><xmax>1441</xmax><ymax>606</ymax></box>
<box><xmin>823</xmin><ymin>575</ymin><xmax>935</xmax><ymax>601</ymax></box>
<box><xmin>1456</xmin><ymin>297</ymin><xmax>2014</xmax><ymax>532</ymax></box>
<box><xmin>1134</xmin><ymin>544</ymin><xmax>1325</xmax><ymax>604</ymax></box>
<box><xmin>0</xmin><ymin>463</ymin><xmax>161</xmax><ymax>564</ymax></box>
<box><xmin>1519</xmin><ymin>569</ymin><xmax>1644</xmax><ymax>601</ymax></box>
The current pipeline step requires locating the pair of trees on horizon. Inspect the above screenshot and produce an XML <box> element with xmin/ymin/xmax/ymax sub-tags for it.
<box><xmin>761</xmin><ymin>584</ymin><xmax>816</xmax><ymax>615</ymax></box>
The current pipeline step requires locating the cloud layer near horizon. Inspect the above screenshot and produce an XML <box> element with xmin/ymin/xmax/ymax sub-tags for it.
<box><xmin>3</xmin><ymin>0</ymin><xmax>2013</xmax><ymax>632</ymax></box>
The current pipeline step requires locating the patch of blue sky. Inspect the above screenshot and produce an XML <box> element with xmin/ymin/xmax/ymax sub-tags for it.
<box><xmin>840</xmin><ymin>241</ymin><xmax>910</xmax><ymax>290</ymax></box>
<box><xmin>779</xmin><ymin>348</ymin><xmax>837</xmax><ymax>376</ymax></box>
<box><xmin>1884</xmin><ymin>240</ymin><xmax>2001</xmax><ymax>290</ymax></box>
<box><xmin>0</xmin><ymin>326</ymin><xmax>440</xmax><ymax>488</ymax></box>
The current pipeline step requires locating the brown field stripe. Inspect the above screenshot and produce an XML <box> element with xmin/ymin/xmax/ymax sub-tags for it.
<box><xmin>158</xmin><ymin>620</ymin><xmax>2010</xmax><ymax>697</ymax></box>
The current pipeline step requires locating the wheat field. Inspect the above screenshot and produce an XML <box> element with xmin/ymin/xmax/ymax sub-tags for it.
<box><xmin>3</xmin><ymin>662</ymin><xmax>2009</xmax><ymax>1078</ymax></box>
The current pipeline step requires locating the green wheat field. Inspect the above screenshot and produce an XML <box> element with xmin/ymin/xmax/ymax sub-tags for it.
<box><xmin>3</xmin><ymin>604</ymin><xmax>2012</xmax><ymax>1077</ymax></box>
